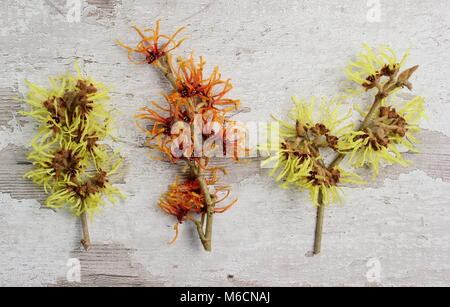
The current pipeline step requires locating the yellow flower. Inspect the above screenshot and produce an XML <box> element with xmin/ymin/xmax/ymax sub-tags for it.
<box><xmin>261</xmin><ymin>97</ymin><xmax>362</xmax><ymax>206</ymax></box>
<box><xmin>345</xmin><ymin>44</ymin><xmax>410</xmax><ymax>94</ymax></box>
<box><xmin>275</xmin><ymin>97</ymin><xmax>353</xmax><ymax>139</ymax></box>
<box><xmin>339</xmin><ymin>95</ymin><xmax>426</xmax><ymax>176</ymax></box>
<box><xmin>20</xmin><ymin>62</ymin><xmax>114</xmax><ymax>147</ymax></box>
<box><xmin>299</xmin><ymin>167</ymin><xmax>364</xmax><ymax>207</ymax></box>
<box><xmin>46</xmin><ymin>153</ymin><xmax>125</xmax><ymax>217</ymax></box>
<box><xmin>25</xmin><ymin>140</ymin><xmax>89</xmax><ymax>193</ymax></box>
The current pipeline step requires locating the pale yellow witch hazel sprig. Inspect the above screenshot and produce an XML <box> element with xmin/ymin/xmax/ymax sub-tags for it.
<box><xmin>21</xmin><ymin>63</ymin><xmax>125</xmax><ymax>251</ymax></box>
<box><xmin>263</xmin><ymin>44</ymin><xmax>424</xmax><ymax>255</ymax></box>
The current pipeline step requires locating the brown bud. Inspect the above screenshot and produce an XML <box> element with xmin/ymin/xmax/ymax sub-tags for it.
<box><xmin>398</xmin><ymin>65</ymin><xmax>419</xmax><ymax>90</ymax></box>
<box><xmin>375</xmin><ymin>128</ymin><xmax>389</xmax><ymax>147</ymax></box>
<box><xmin>403</xmin><ymin>81</ymin><xmax>413</xmax><ymax>91</ymax></box>
<box><xmin>296</xmin><ymin>120</ymin><xmax>306</xmax><ymax>137</ymax></box>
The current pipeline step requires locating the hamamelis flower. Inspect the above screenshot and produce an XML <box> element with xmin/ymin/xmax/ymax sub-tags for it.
<box><xmin>170</xmin><ymin>55</ymin><xmax>240</xmax><ymax>112</ymax></box>
<box><xmin>116</xmin><ymin>20</ymin><xmax>187</xmax><ymax>65</ymax></box>
<box><xmin>158</xmin><ymin>177</ymin><xmax>236</xmax><ymax>244</ymax></box>
<box><xmin>137</xmin><ymin>95</ymin><xmax>248</xmax><ymax>163</ymax></box>
<box><xmin>21</xmin><ymin>63</ymin><xmax>113</xmax><ymax>147</ymax></box>
<box><xmin>339</xmin><ymin>95</ymin><xmax>425</xmax><ymax>175</ymax></box>
<box><xmin>345</xmin><ymin>44</ymin><xmax>410</xmax><ymax>94</ymax></box>
<box><xmin>135</xmin><ymin>95</ymin><xmax>188</xmax><ymax>162</ymax></box>
<box><xmin>46</xmin><ymin>154</ymin><xmax>125</xmax><ymax>217</ymax></box>
<box><xmin>25</xmin><ymin>140</ymin><xmax>88</xmax><ymax>193</ymax></box>
<box><xmin>300</xmin><ymin>166</ymin><xmax>363</xmax><ymax>207</ymax></box>
<box><xmin>262</xmin><ymin>97</ymin><xmax>351</xmax><ymax>162</ymax></box>
<box><xmin>262</xmin><ymin>97</ymin><xmax>362</xmax><ymax>206</ymax></box>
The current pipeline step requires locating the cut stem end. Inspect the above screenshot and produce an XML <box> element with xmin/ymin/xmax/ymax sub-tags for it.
<box><xmin>81</xmin><ymin>212</ymin><xmax>91</xmax><ymax>251</ymax></box>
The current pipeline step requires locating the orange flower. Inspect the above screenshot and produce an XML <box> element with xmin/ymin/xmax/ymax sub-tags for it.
<box><xmin>116</xmin><ymin>20</ymin><xmax>187</xmax><ymax>65</ymax></box>
<box><xmin>158</xmin><ymin>177</ymin><xmax>236</xmax><ymax>244</ymax></box>
<box><xmin>170</xmin><ymin>56</ymin><xmax>239</xmax><ymax>112</ymax></box>
<box><xmin>135</xmin><ymin>95</ymin><xmax>193</xmax><ymax>162</ymax></box>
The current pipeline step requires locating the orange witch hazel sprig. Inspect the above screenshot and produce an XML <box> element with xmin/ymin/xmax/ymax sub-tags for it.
<box><xmin>117</xmin><ymin>20</ymin><xmax>248</xmax><ymax>251</ymax></box>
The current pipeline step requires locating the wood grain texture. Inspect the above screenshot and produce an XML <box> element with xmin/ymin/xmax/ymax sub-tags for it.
<box><xmin>53</xmin><ymin>244</ymin><xmax>165</xmax><ymax>287</ymax></box>
<box><xmin>0</xmin><ymin>0</ymin><xmax>449</xmax><ymax>287</ymax></box>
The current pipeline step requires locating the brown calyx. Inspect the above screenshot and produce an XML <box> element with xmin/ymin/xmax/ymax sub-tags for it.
<box><xmin>64</xmin><ymin>80</ymin><xmax>97</xmax><ymax>117</ymax></box>
<box><xmin>177</xmin><ymin>83</ymin><xmax>204</xmax><ymax>99</ymax></box>
<box><xmin>146</xmin><ymin>49</ymin><xmax>164</xmax><ymax>64</ymax></box>
<box><xmin>281</xmin><ymin>141</ymin><xmax>316</xmax><ymax>162</ymax></box>
<box><xmin>304</xmin><ymin>122</ymin><xmax>340</xmax><ymax>151</ymax></box>
<box><xmin>43</xmin><ymin>80</ymin><xmax>98</xmax><ymax>132</ymax></box>
<box><xmin>73</xmin><ymin>128</ymin><xmax>99</xmax><ymax>152</ymax></box>
<box><xmin>282</xmin><ymin>121</ymin><xmax>340</xmax><ymax>161</ymax></box>
<box><xmin>43</xmin><ymin>97</ymin><xmax>67</xmax><ymax>133</ymax></box>
<box><xmin>308</xmin><ymin>167</ymin><xmax>341</xmax><ymax>187</ymax></box>
<box><xmin>50</xmin><ymin>149</ymin><xmax>81</xmax><ymax>180</ymax></box>
<box><xmin>69</xmin><ymin>170</ymin><xmax>108</xmax><ymax>200</ymax></box>
<box><xmin>377</xmin><ymin>106</ymin><xmax>408</xmax><ymax>136</ymax></box>
<box><xmin>361</xmin><ymin>106</ymin><xmax>409</xmax><ymax>150</ymax></box>
<box><xmin>363</xmin><ymin>64</ymin><xmax>400</xmax><ymax>90</ymax></box>
<box><xmin>311</xmin><ymin>123</ymin><xmax>329</xmax><ymax>135</ymax></box>
<box><xmin>86</xmin><ymin>134</ymin><xmax>99</xmax><ymax>152</ymax></box>
<box><xmin>362</xmin><ymin>127</ymin><xmax>390</xmax><ymax>150</ymax></box>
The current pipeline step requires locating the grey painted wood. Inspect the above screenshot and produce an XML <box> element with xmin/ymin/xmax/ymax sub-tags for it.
<box><xmin>0</xmin><ymin>0</ymin><xmax>449</xmax><ymax>287</ymax></box>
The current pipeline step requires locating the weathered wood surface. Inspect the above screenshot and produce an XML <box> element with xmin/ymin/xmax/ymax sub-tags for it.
<box><xmin>1</xmin><ymin>0</ymin><xmax>449</xmax><ymax>287</ymax></box>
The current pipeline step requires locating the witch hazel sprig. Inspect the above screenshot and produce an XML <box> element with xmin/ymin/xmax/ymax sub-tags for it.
<box><xmin>262</xmin><ymin>45</ymin><xmax>425</xmax><ymax>254</ymax></box>
<box><xmin>21</xmin><ymin>63</ymin><xmax>125</xmax><ymax>251</ymax></box>
<box><xmin>117</xmin><ymin>21</ymin><xmax>248</xmax><ymax>251</ymax></box>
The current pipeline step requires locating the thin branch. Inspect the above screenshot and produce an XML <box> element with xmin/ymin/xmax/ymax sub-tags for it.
<box><xmin>80</xmin><ymin>212</ymin><xmax>90</xmax><ymax>251</ymax></box>
<box><xmin>155</xmin><ymin>56</ymin><xmax>216</xmax><ymax>251</ymax></box>
<box><xmin>313</xmin><ymin>78</ymin><xmax>405</xmax><ymax>255</ymax></box>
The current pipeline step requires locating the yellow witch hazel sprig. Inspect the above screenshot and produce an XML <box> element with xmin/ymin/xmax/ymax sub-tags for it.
<box><xmin>20</xmin><ymin>63</ymin><xmax>125</xmax><ymax>251</ymax></box>
<box><xmin>261</xmin><ymin>97</ymin><xmax>363</xmax><ymax>207</ymax></box>
<box><xmin>263</xmin><ymin>44</ymin><xmax>424</xmax><ymax>255</ymax></box>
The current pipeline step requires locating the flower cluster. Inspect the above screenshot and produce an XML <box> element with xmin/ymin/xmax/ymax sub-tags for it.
<box><xmin>158</xmin><ymin>177</ymin><xmax>236</xmax><ymax>244</ymax></box>
<box><xmin>21</xmin><ymin>63</ymin><xmax>125</xmax><ymax>249</ymax></box>
<box><xmin>261</xmin><ymin>97</ymin><xmax>363</xmax><ymax>206</ymax></box>
<box><xmin>339</xmin><ymin>45</ymin><xmax>425</xmax><ymax>176</ymax></box>
<box><xmin>263</xmin><ymin>45</ymin><xmax>424</xmax><ymax>254</ymax></box>
<box><xmin>344</xmin><ymin>44</ymin><xmax>411</xmax><ymax>95</ymax></box>
<box><xmin>118</xmin><ymin>21</ymin><xmax>247</xmax><ymax>250</ymax></box>
<box><xmin>339</xmin><ymin>95</ymin><xmax>425</xmax><ymax>176</ymax></box>
<box><xmin>264</xmin><ymin>46</ymin><xmax>424</xmax><ymax>210</ymax></box>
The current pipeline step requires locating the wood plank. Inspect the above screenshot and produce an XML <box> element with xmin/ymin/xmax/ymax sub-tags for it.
<box><xmin>52</xmin><ymin>244</ymin><xmax>165</xmax><ymax>287</ymax></box>
<box><xmin>0</xmin><ymin>87</ymin><xmax>21</xmax><ymax>127</ymax></box>
<box><xmin>2</xmin><ymin>129</ymin><xmax>450</xmax><ymax>202</ymax></box>
<box><xmin>1</xmin><ymin>0</ymin><xmax>450</xmax><ymax>287</ymax></box>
